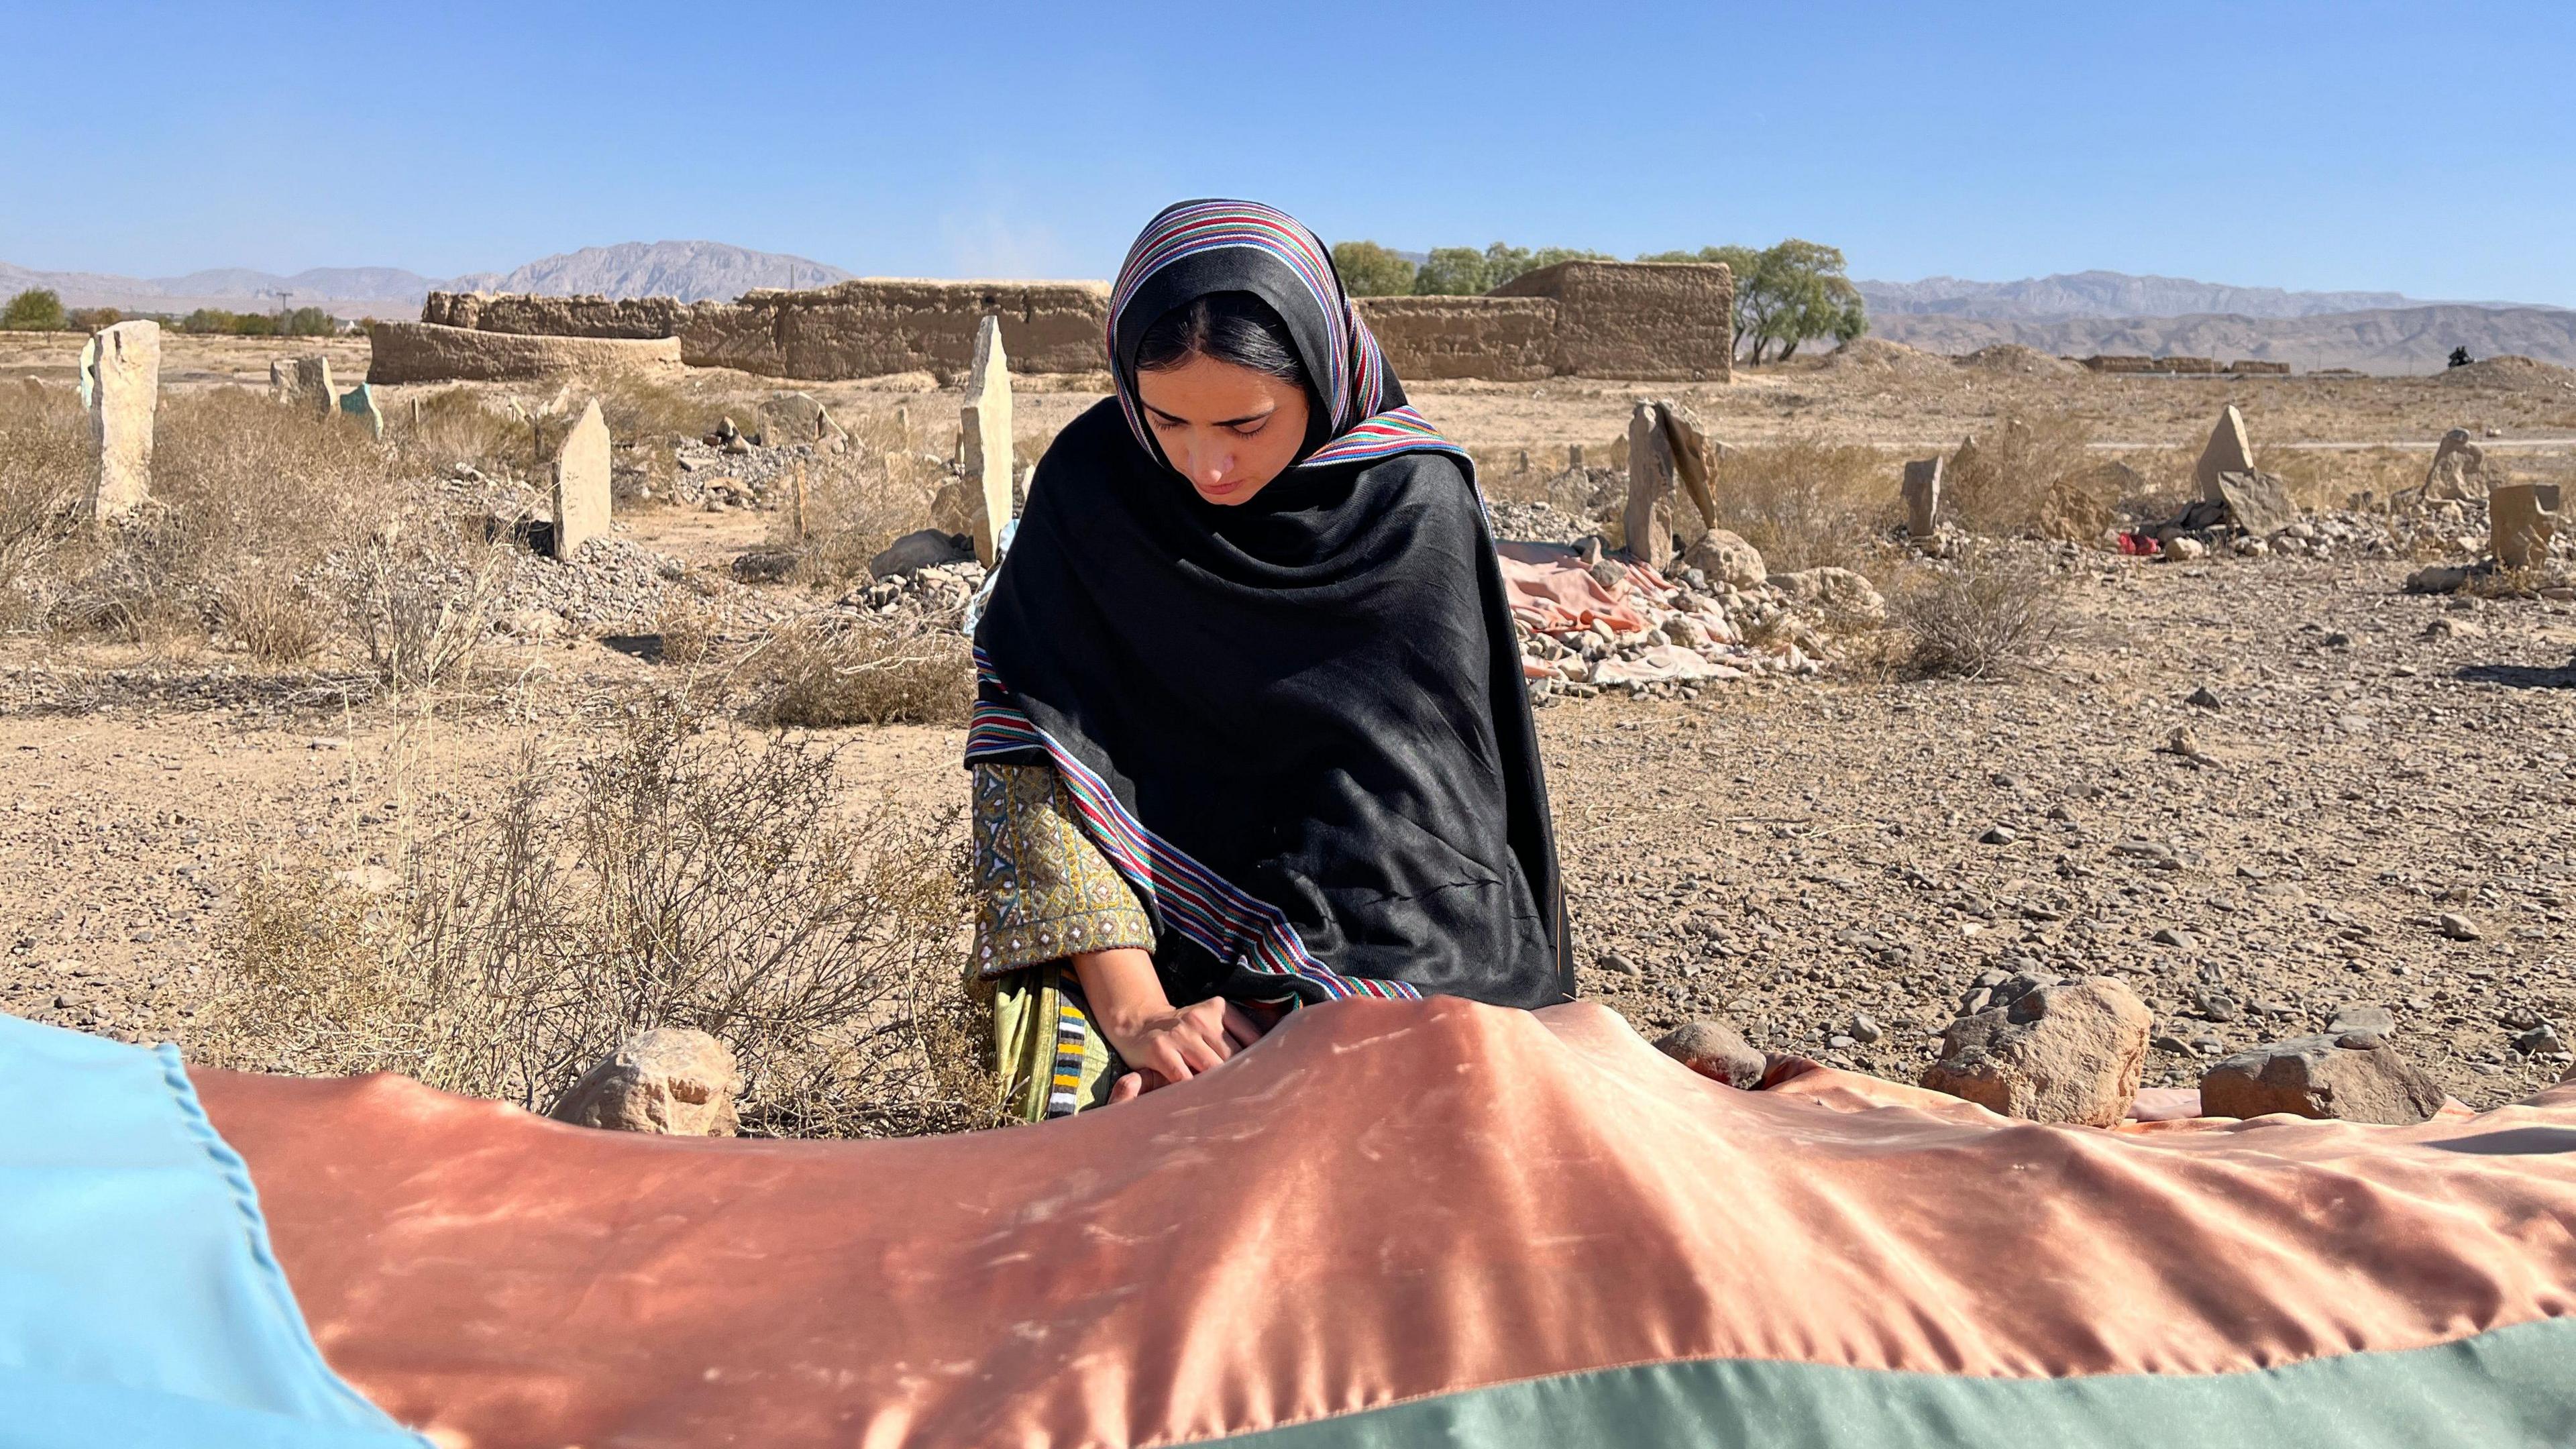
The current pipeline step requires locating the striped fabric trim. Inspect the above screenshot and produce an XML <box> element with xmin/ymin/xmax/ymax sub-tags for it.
<box><xmin>1297</xmin><ymin>405</ymin><xmax>1455</xmax><ymax>470</ymax></box>
<box><xmin>1046</xmin><ymin>968</ymin><xmax>1091</xmax><ymax>1119</ymax></box>
<box><xmin>966</xmin><ymin>649</ymin><xmax>1418</xmax><ymax>1004</ymax></box>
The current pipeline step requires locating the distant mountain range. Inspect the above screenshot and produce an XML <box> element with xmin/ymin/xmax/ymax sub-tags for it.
<box><xmin>1854</xmin><ymin>271</ymin><xmax>2502</xmax><ymax>321</ymax></box>
<box><xmin>0</xmin><ymin>241</ymin><xmax>853</xmax><ymax>317</ymax></box>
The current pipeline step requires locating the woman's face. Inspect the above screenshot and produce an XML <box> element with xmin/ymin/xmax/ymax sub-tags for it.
<box><xmin>1134</xmin><ymin>354</ymin><xmax>1311</xmax><ymax>506</ymax></box>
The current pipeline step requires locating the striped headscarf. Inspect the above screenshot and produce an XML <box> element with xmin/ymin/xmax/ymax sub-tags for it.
<box><xmin>1104</xmin><ymin>199</ymin><xmax>1446</xmax><ymax>471</ymax></box>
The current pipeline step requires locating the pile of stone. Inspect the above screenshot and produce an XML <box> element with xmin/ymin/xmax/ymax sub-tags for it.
<box><xmin>671</xmin><ymin>437</ymin><xmax>830</xmax><ymax>512</ymax></box>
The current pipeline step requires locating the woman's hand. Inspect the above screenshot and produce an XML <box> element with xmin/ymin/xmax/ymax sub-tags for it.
<box><xmin>1071</xmin><ymin>947</ymin><xmax>1270</xmax><ymax>1104</ymax></box>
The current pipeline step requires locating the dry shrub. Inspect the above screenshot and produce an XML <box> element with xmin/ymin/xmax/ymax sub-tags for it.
<box><xmin>782</xmin><ymin>435</ymin><xmax>943</xmax><ymax>588</ymax></box>
<box><xmin>1893</xmin><ymin>549</ymin><xmax>2077</xmax><ymax>680</ymax></box>
<box><xmin>396</xmin><ymin>386</ymin><xmax>527</xmax><ymax>474</ymax></box>
<box><xmin>586</xmin><ymin>371</ymin><xmax>735</xmax><ymax>444</ymax></box>
<box><xmin>1943</xmin><ymin>412</ymin><xmax>2094</xmax><ymax>535</ymax></box>
<box><xmin>1705</xmin><ymin>435</ymin><xmax>1895</xmax><ymax>572</ymax></box>
<box><xmin>343</xmin><ymin>515</ymin><xmax>500</xmax><ymax>690</ymax></box>
<box><xmin>199</xmin><ymin>693</ymin><xmax>990</xmax><ymax>1137</ymax></box>
<box><xmin>0</xmin><ymin>382</ymin><xmax>87</xmax><ymax>623</ymax></box>
<box><xmin>744</xmin><ymin>613</ymin><xmax>973</xmax><ymax>727</ymax></box>
<box><xmin>215</xmin><ymin>571</ymin><xmax>327</xmax><ymax>663</ymax></box>
<box><xmin>2262</xmin><ymin>445</ymin><xmax>2422</xmax><ymax>513</ymax></box>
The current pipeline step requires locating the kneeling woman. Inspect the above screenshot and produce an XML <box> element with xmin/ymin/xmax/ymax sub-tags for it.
<box><xmin>969</xmin><ymin>200</ymin><xmax>1568</xmax><ymax>1119</ymax></box>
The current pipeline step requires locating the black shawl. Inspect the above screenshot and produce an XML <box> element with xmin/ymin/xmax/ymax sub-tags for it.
<box><xmin>967</xmin><ymin>199</ymin><xmax>1568</xmax><ymax>1010</ymax></box>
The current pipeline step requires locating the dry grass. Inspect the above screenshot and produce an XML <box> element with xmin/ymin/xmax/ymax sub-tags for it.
<box><xmin>200</xmin><ymin>690</ymin><xmax>995</xmax><ymax>1137</ymax></box>
<box><xmin>2263</xmin><ymin>445</ymin><xmax>2424</xmax><ymax>513</ymax></box>
<box><xmin>1943</xmin><ymin>411</ymin><xmax>2095</xmax><ymax>535</ymax></box>
<box><xmin>742</xmin><ymin>612</ymin><xmax>974</xmax><ymax>727</ymax></box>
<box><xmin>341</xmin><ymin>515</ymin><xmax>502</xmax><ymax>690</ymax></box>
<box><xmin>0</xmin><ymin>382</ymin><xmax>88</xmax><ymax>625</ymax></box>
<box><xmin>1892</xmin><ymin>548</ymin><xmax>2080</xmax><ymax>680</ymax></box>
<box><xmin>1703</xmin><ymin>435</ymin><xmax>1897</xmax><ymax>574</ymax></box>
<box><xmin>775</xmin><ymin>412</ymin><xmax>947</xmax><ymax>588</ymax></box>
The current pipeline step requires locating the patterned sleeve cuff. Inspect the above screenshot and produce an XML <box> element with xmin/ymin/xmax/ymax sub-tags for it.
<box><xmin>974</xmin><ymin>906</ymin><xmax>1157</xmax><ymax>979</ymax></box>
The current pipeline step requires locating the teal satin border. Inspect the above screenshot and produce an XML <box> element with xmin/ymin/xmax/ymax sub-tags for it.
<box><xmin>1211</xmin><ymin>1315</ymin><xmax>2576</xmax><ymax>1448</ymax></box>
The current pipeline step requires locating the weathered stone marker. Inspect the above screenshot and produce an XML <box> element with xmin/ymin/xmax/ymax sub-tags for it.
<box><xmin>1653</xmin><ymin>398</ymin><xmax>1721</xmax><ymax>550</ymax></box>
<box><xmin>960</xmin><ymin>316</ymin><xmax>1014</xmax><ymax>567</ymax></box>
<box><xmin>1623</xmin><ymin>400</ymin><xmax>1676</xmax><ymax>570</ymax></box>
<box><xmin>2489</xmin><ymin>480</ymin><xmax>2561</xmax><ymax>569</ymax></box>
<box><xmin>271</xmin><ymin>354</ymin><xmax>334</xmax><ymax>412</ymax></box>
<box><xmin>2193</xmin><ymin>405</ymin><xmax>2255</xmax><ymax>502</ymax></box>
<box><xmin>2422</xmin><ymin>427</ymin><xmax>2489</xmax><ymax>501</ymax></box>
<box><xmin>2212</xmin><ymin>469</ymin><xmax>2297</xmax><ymax>537</ymax></box>
<box><xmin>337</xmin><ymin>382</ymin><xmax>384</xmax><ymax>441</ymax></box>
<box><xmin>551</xmin><ymin>398</ymin><xmax>610</xmax><ymax>559</ymax></box>
<box><xmin>1902</xmin><ymin>456</ymin><xmax>1943</xmax><ymax>539</ymax></box>
<box><xmin>80</xmin><ymin>320</ymin><xmax>159</xmax><ymax>521</ymax></box>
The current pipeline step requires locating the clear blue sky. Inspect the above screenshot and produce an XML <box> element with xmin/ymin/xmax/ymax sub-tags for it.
<box><xmin>5</xmin><ymin>1</ymin><xmax>2572</xmax><ymax>302</ymax></box>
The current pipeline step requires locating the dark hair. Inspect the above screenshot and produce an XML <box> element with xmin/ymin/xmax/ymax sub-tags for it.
<box><xmin>1133</xmin><ymin>290</ymin><xmax>1309</xmax><ymax>387</ymax></box>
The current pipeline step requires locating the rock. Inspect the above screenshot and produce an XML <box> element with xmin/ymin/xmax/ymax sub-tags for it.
<box><xmin>2420</xmin><ymin>428</ymin><xmax>2490</xmax><ymax>502</ymax></box>
<box><xmin>1654</xmin><ymin>1018</ymin><xmax>1766</xmax><ymax>1089</ymax></box>
<box><xmin>1652</xmin><ymin>399</ymin><xmax>1721</xmax><ymax>545</ymax></box>
<box><xmin>2212</xmin><ymin>470</ymin><xmax>2297</xmax><ymax>537</ymax></box>
<box><xmin>549</xmin><ymin>1027</ymin><xmax>743</xmax><ymax>1136</ymax></box>
<box><xmin>2153</xmin><ymin>927</ymin><xmax>2197</xmax><ymax>949</ymax></box>
<box><xmin>270</xmin><ymin>354</ymin><xmax>333</xmax><ymax>411</ymax></box>
<box><xmin>2488</xmin><ymin>481</ymin><xmax>2561</xmax><ymax>569</ymax></box>
<box><xmin>2198</xmin><ymin>1032</ymin><xmax>2445</xmax><ymax>1124</ymax></box>
<box><xmin>1597</xmin><ymin>951</ymin><xmax>1638</xmax><ymax>975</ymax></box>
<box><xmin>1680</xmin><ymin>528</ymin><xmax>1766</xmax><ymax>590</ymax></box>
<box><xmin>761</xmin><ymin>390</ymin><xmax>839</xmax><ymax>446</ymax></box>
<box><xmin>1919</xmin><ymin>975</ymin><xmax>2153</xmax><ymax>1128</ymax></box>
<box><xmin>2436</xmin><ymin>912</ymin><xmax>2482</xmax><ymax>941</ymax></box>
<box><xmin>1848</xmin><ymin>1013</ymin><xmax>1883</xmax><ymax>1044</ymax></box>
<box><xmin>80</xmin><ymin>320</ymin><xmax>158</xmax><ymax>520</ymax></box>
<box><xmin>869</xmin><ymin>527</ymin><xmax>974</xmax><ymax>580</ymax></box>
<box><xmin>2328</xmin><ymin>1004</ymin><xmax>2396</xmax><ymax>1037</ymax></box>
<box><xmin>1623</xmin><ymin>401</ymin><xmax>1678</xmax><ymax>569</ymax></box>
<box><xmin>1978</xmin><ymin>825</ymin><xmax>2017</xmax><ymax>845</ymax></box>
<box><xmin>2192</xmin><ymin>405</ymin><xmax>2256</xmax><ymax>502</ymax></box>
<box><xmin>731</xmin><ymin>549</ymin><xmax>801</xmax><ymax>583</ymax></box>
<box><xmin>550</xmin><ymin>398</ymin><xmax>610</xmax><ymax>559</ymax></box>
<box><xmin>2403</xmin><ymin>563</ymin><xmax>2473</xmax><ymax>594</ymax></box>
<box><xmin>961</xmin><ymin>316</ymin><xmax>1014</xmax><ymax>568</ymax></box>
<box><xmin>501</xmin><ymin>608</ymin><xmax>565</xmax><ymax>639</ymax></box>
<box><xmin>2163</xmin><ymin>535</ymin><xmax>2209</xmax><ymax>561</ymax></box>
<box><xmin>2185</xmin><ymin>685</ymin><xmax>2222</xmax><ymax>709</ymax></box>
<box><xmin>337</xmin><ymin>382</ymin><xmax>384</xmax><ymax>441</ymax></box>
<box><xmin>1902</xmin><ymin>456</ymin><xmax>1942</xmax><ymax>539</ymax></box>
<box><xmin>2512</xmin><ymin>1024</ymin><xmax>2564</xmax><ymax>1056</ymax></box>
<box><xmin>1773</xmin><ymin>567</ymin><xmax>1887</xmax><ymax>625</ymax></box>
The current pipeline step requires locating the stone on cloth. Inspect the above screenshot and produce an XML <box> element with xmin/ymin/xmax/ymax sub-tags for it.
<box><xmin>1920</xmin><ymin>974</ymin><xmax>2153</xmax><ymax>1128</ymax></box>
<box><xmin>548</xmin><ymin>1026</ymin><xmax>743</xmax><ymax>1136</ymax></box>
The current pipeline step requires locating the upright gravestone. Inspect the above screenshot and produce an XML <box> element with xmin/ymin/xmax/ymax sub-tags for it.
<box><xmin>2193</xmin><ymin>405</ymin><xmax>2255</xmax><ymax>503</ymax></box>
<box><xmin>2489</xmin><ymin>481</ymin><xmax>2561</xmax><ymax>569</ymax></box>
<box><xmin>1623</xmin><ymin>400</ymin><xmax>1676</xmax><ymax>570</ymax></box>
<box><xmin>960</xmin><ymin>317</ymin><xmax>1014</xmax><ymax>568</ymax></box>
<box><xmin>1653</xmin><ymin>398</ymin><xmax>1720</xmax><ymax>549</ymax></box>
<box><xmin>337</xmin><ymin>383</ymin><xmax>384</xmax><ymax>441</ymax></box>
<box><xmin>297</xmin><ymin>356</ymin><xmax>337</xmax><ymax>415</ymax></box>
<box><xmin>551</xmin><ymin>398</ymin><xmax>610</xmax><ymax>560</ymax></box>
<box><xmin>2422</xmin><ymin>428</ymin><xmax>2489</xmax><ymax>501</ymax></box>
<box><xmin>1902</xmin><ymin>456</ymin><xmax>1943</xmax><ymax>539</ymax></box>
<box><xmin>80</xmin><ymin>321</ymin><xmax>160</xmax><ymax>521</ymax></box>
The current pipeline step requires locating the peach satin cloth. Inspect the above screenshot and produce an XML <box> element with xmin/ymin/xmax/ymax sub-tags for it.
<box><xmin>195</xmin><ymin>999</ymin><xmax>2576</xmax><ymax>1449</ymax></box>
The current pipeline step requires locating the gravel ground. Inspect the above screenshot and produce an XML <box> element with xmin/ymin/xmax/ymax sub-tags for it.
<box><xmin>1549</xmin><ymin>551</ymin><xmax>2576</xmax><ymax>1108</ymax></box>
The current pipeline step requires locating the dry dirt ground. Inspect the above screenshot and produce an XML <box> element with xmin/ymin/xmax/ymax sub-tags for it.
<box><xmin>4</xmin><ymin>335</ymin><xmax>2573</xmax><ymax>1114</ymax></box>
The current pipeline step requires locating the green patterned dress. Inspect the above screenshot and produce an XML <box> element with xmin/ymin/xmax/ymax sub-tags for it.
<box><xmin>969</xmin><ymin>762</ymin><xmax>1154</xmax><ymax>1120</ymax></box>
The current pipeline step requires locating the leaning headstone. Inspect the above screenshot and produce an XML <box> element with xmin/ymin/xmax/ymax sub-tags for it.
<box><xmin>2422</xmin><ymin>428</ymin><xmax>2489</xmax><ymax>502</ymax></box>
<box><xmin>336</xmin><ymin>382</ymin><xmax>384</xmax><ymax>441</ymax></box>
<box><xmin>2212</xmin><ymin>469</ymin><xmax>2297</xmax><ymax>537</ymax></box>
<box><xmin>1652</xmin><ymin>398</ymin><xmax>1721</xmax><ymax>547</ymax></box>
<box><xmin>1901</xmin><ymin>456</ymin><xmax>1943</xmax><ymax>539</ymax></box>
<box><xmin>959</xmin><ymin>316</ymin><xmax>1014</xmax><ymax>568</ymax></box>
<box><xmin>80</xmin><ymin>320</ymin><xmax>159</xmax><ymax>521</ymax></box>
<box><xmin>2489</xmin><ymin>480</ymin><xmax>2562</xmax><ymax>569</ymax></box>
<box><xmin>2193</xmin><ymin>405</ymin><xmax>2255</xmax><ymax>502</ymax></box>
<box><xmin>549</xmin><ymin>1027</ymin><xmax>743</xmax><ymax>1136</ymax></box>
<box><xmin>1623</xmin><ymin>401</ymin><xmax>1676</xmax><ymax>570</ymax></box>
<box><xmin>762</xmin><ymin>390</ymin><xmax>839</xmax><ymax>446</ymax></box>
<box><xmin>550</xmin><ymin>398</ymin><xmax>610</xmax><ymax>560</ymax></box>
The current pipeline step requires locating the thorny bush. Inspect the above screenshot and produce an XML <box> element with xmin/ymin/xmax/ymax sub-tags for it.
<box><xmin>1892</xmin><ymin>548</ymin><xmax>2079</xmax><ymax>680</ymax></box>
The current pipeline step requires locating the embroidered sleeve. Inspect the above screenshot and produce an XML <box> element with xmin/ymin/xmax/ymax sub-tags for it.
<box><xmin>971</xmin><ymin>762</ymin><xmax>1155</xmax><ymax>977</ymax></box>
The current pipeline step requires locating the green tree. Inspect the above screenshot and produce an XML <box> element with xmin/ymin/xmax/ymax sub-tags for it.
<box><xmin>64</xmin><ymin>307</ymin><xmax>123</xmax><ymax>333</ymax></box>
<box><xmin>1486</xmin><ymin>244</ymin><xmax>1613</xmax><ymax>288</ymax></box>
<box><xmin>1332</xmin><ymin>240</ymin><xmax>1417</xmax><ymax>297</ymax></box>
<box><xmin>1640</xmin><ymin>240</ymin><xmax>1866</xmax><ymax>364</ymax></box>
<box><xmin>280</xmin><ymin>306</ymin><xmax>335</xmax><ymax>336</ymax></box>
<box><xmin>1411</xmin><ymin>246</ymin><xmax>1492</xmax><ymax>296</ymax></box>
<box><xmin>3</xmin><ymin>288</ymin><xmax>66</xmax><ymax>331</ymax></box>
